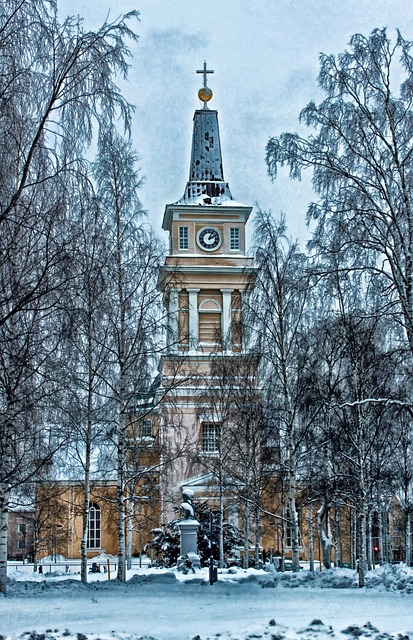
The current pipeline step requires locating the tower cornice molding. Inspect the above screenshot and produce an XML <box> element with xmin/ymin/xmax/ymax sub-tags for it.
<box><xmin>162</xmin><ymin>202</ymin><xmax>252</xmax><ymax>231</ymax></box>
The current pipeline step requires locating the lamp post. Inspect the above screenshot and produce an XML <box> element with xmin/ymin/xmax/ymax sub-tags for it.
<box><xmin>208</xmin><ymin>511</ymin><xmax>218</xmax><ymax>585</ymax></box>
<box><xmin>138</xmin><ymin>503</ymin><xmax>143</xmax><ymax>568</ymax></box>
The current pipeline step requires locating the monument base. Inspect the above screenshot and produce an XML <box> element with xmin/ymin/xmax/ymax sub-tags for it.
<box><xmin>178</xmin><ymin>518</ymin><xmax>201</xmax><ymax>569</ymax></box>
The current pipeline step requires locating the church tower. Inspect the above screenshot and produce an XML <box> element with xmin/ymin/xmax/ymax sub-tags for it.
<box><xmin>158</xmin><ymin>64</ymin><xmax>256</xmax><ymax>518</ymax></box>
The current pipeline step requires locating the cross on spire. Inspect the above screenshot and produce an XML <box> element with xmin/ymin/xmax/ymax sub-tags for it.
<box><xmin>196</xmin><ymin>61</ymin><xmax>214</xmax><ymax>108</ymax></box>
<box><xmin>196</xmin><ymin>61</ymin><xmax>214</xmax><ymax>88</ymax></box>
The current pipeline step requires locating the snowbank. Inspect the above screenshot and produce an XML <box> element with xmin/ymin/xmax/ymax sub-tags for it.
<box><xmin>2</xmin><ymin>563</ymin><xmax>413</xmax><ymax>640</ymax></box>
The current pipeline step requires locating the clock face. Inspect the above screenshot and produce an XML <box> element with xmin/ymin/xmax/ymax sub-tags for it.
<box><xmin>197</xmin><ymin>227</ymin><xmax>222</xmax><ymax>251</ymax></box>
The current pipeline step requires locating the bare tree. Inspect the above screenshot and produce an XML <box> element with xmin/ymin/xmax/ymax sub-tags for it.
<box><xmin>93</xmin><ymin>126</ymin><xmax>164</xmax><ymax>582</ymax></box>
<box><xmin>250</xmin><ymin>210</ymin><xmax>312</xmax><ymax>572</ymax></box>
<box><xmin>0</xmin><ymin>1</ymin><xmax>140</xmax><ymax>593</ymax></box>
<box><xmin>200</xmin><ymin>354</ymin><xmax>266</xmax><ymax>569</ymax></box>
<box><xmin>266</xmin><ymin>28</ymin><xmax>413</xmax><ymax>358</ymax></box>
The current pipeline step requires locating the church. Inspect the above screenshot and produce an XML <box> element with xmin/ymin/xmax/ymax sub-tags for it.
<box><xmin>26</xmin><ymin>65</ymin><xmax>381</xmax><ymax>568</ymax></box>
<box><xmin>28</xmin><ymin>64</ymin><xmax>263</xmax><ymax>565</ymax></box>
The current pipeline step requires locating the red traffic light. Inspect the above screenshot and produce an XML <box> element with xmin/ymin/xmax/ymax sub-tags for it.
<box><xmin>373</xmin><ymin>545</ymin><xmax>379</xmax><ymax>553</ymax></box>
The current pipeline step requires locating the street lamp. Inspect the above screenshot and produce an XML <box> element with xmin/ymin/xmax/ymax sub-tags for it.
<box><xmin>208</xmin><ymin>511</ymin><xmax>218</xmax><ymax>585</ymax></box>
<box><xmin>138</xmin><ymin>503</ymin><xmax>143</xmax><ymax>568</ymax></box>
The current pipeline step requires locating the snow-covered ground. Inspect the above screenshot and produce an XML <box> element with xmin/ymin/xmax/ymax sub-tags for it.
<box><xmin>1</xmin><ymin>562</ymin><xmax>413</xmax><ymax>640</ymax></box>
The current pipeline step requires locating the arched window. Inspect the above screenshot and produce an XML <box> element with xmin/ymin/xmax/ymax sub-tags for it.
<box><xmin>88</xmin><ymin>503</ymin><xmax>101</xmax><ymax>549</ymax></box>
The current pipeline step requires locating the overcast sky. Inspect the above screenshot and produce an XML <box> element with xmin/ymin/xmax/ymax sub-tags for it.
<box><xmin>58</xmin><ymin>0</ymin><xmax>413</xmax><ymax>247</ymax></box>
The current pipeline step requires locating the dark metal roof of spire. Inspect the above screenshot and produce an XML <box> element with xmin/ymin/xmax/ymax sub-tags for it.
<box><xmin>176</xmin><ymin>108</ymin><xmax>235</xmax><ymax>206</ymax></box>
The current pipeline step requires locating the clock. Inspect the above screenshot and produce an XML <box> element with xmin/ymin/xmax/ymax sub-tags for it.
<box><xmin>197</xmin><ymin>227</ymin><xmax>222</xmax><ymax>251</ymax></box>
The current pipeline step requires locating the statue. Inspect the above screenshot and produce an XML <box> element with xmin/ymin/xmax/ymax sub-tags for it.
<box><xmin>178</xmin><ymin>487</ymin><xmax>200</xmax><ymax>568</ymax></box>
<box><xmin>181</xmin><ymin>488</ymin><xmax>195</xmax><ymax>519</ymax></box>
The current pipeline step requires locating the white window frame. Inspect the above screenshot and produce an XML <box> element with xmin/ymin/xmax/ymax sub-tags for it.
<box><xmin>201</xmin><ymin>422</ymin><xmax>221</xmax><ymax>453</ymax></box>
<box><xmin>230</xmin><ymin>227</ymin><xmax>240</xmax><ymax>251</ymax></box>
<box><xmin>178</xmin><ymin>226</ymin><xmax>189</xmax><ymax>250</ymax></box>
<box><xmin>88</xmin><ymin>503</ymin><xmax>101</xmax><ymax>549</ymax></box>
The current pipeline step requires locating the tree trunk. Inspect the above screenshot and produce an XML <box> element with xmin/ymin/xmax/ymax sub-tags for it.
<box><xmin>317</xmin><ymin>499</ymin><xmax>332</xmax><ymax>569</ymax></box>
<box><xmin>286</xmin><ymin>411</ymin><xmax>300</xmax><ymax>572</ymax></box>
<box><xmin>254</xmin><ymin>497</ymin><xmax>261</xmax><ymax>569</ymax></box>
<box><xmin>367</xmin><ymin>509</ymin><xmax>372</xmax><ymax>570</ymax></box>
<box><xmin>115</xmin><ymin>189</ymin><xmax>127</xmax><ymax>583</ymax></box>
<box><xmin>127</xmin><ymin>483</ymin><xmax>136</xmax><ymax>571</ymax></box>
<box><xmin>0</xmin><ymin>484</ymin><xmax>9</xmax><ymax>594</ymax></box>
<box><xmin>117</xmin><ymin>413</ymin><xmax>127</xmax><ymax>582</ymax></box>
<box><xmin>219</xmin><ymin>482</ymin><xmax>225</xmax><ymax>568</ymax></box>
<box><xmin>351</xmin><ymin>509</ymin><xmax>357</xmax><ymax>570</ymax></box>
<box><xmin>81</xmin><ymin>309</ymin><xmax>94</xmax><ymax>584</ymax></box>
<box><xmin>378</xmin><ymin>510</ymin><xmax>384</xmax><ymax>566</ymax></box>
<box><xmin>289</xmin><ymin>480</ymin><xmax>300</xmax><ymax>572</ymax></box>
<box><xmin>358</xmin><ymin>501</ymin><xmax>367</xmax><ymax>587</ymax></box>
<box><xmin>406</xmin><ymin>511</ymin><xmax>411</xmax><ymax>567</ymax></box>
<box><xmin>243</xmin><ymin>466</ymin><xmax>251</xmax><ymax>569</ymax></box>
<box><xmin>280</xmin><ymin>482</ymin><xmax>286</xmax><ymax>571</ymax></box>
<box><xmin>333</xmin><ymin>508</ymin><xmax>339</xmax><ymax>567</ymax></box>
<box><xmin>309</xmin><ymin>501</ymin><xmax>314</xmax><ymax>572</ymax></box>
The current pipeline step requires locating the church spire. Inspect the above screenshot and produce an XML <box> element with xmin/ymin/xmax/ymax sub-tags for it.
<box><xmin>176</xmin><ymin>62</ymin><xmax>234</xmax><ymax>206</ymax></box>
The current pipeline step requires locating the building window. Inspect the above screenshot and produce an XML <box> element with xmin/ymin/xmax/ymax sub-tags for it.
<box><xmin>230</xmin><ymin>227</ymin><xmax>240</xmax><ymax>251</ymax></box>
<box><xmin>88</xmin><ymin>503</ymin><xmax>101</xmax><ymax>549</ymax></box>
<box><xmin>179</xmin><ymin>226</ymin><xmax>189</xmax><ymax>250</ymax></box>
<box><xmin>202</xmin><ymin>422</ymin><xmax>221</xmax><ymax>453</ymax></box>
<box><xmin>141</xmin><ymin>419</ymin><xmax>152</xmax><ymax>438</ymax></box>
<box><xmin>286</xmin><ymin>509</ymin><xmax>300</xmax><ymax>548</ymax></box>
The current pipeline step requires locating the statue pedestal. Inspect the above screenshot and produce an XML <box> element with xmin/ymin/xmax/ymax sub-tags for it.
<box><xmin>178</xmin><ymin>518</ymin><xmax>201</xmax><ymax>568</ymax></box>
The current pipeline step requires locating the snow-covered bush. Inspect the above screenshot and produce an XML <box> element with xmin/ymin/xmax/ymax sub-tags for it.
<box><xmin>146</xmin><ymin>521</ymin><xmax>180</xmax><ymax>567</ymax></box>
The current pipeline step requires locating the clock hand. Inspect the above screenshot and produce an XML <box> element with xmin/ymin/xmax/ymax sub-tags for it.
<box><xmin>204</xmin><ymin>233</ymin><xmax>215</xmax><ymax>245</ymax></box>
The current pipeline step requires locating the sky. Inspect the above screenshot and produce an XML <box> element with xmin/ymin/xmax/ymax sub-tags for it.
<box><xmin>3</xmin><ymin>563</ymin><xmax>413</xmax><ymax>637</ymax></box>
<box><xmin>57</xmin><ymin>0</ymin><xmax>413</xmax><ymax>248</ymax></box>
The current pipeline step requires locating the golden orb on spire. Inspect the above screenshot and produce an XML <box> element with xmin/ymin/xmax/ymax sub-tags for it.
<box><xmin>198</xmin><ymin>86</ymin><xmax>213</xmax><ymax>102</ymax></box>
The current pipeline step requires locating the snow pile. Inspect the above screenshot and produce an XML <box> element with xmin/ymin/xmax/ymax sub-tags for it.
<box><xmin>365</xmin><ymin>563</ymin><xmax>413</xmax><ymax>592</ymax></box>
<box><xmin>2</xmin><ymin>564</ymin><xmax>413</xmax><ymax>640</ymax></box>
<box><xmin>0</xmin><ymin>618</ymin><xmax>411</xmax><ymax>640</ymax></box>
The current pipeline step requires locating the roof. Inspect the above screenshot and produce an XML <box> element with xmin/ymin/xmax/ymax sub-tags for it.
<box><xmin>175</xmin><ymin>109</ymin><xmax>240</xmax><ymax>207</ymax></box>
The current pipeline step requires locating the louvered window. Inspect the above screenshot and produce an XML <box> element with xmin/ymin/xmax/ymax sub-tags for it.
<box><xmin>199</xmin><ymin>312</ymin><xmax>221</xmax><ymax>344</ymax></box>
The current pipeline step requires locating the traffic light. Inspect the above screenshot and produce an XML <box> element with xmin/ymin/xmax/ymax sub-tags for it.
<box><xmin>373</xmin><ymin>544</ymin><xmax>379</xmax><ymax>553</ymax></box>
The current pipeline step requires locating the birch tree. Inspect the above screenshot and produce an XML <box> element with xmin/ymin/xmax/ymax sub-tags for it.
<box><xmin>0</xmin><ymin>1</ymin><xmax>139</xmax><ymax>326</ymax></box>
<box><xmin>59</xmin><ymin>176</ymin><xmax>115</xmax><ymax>584</ymax></box>
<box><xmin>93</xmin><ymin>127</ymin><xmax>164</xmax><ymax>582</ymax></box>
<box><xmin>266</xmin><ymin>28</ymin><xmax>413</xmax><ymax>359</ymax></box>
<box><xmin>204</xmin><ymin>354</ymin><xmax>267</xmax><ymax>569</ymax></box>
<box><xmin>0</xmin><ymin>0</ymin><xmax>139</xmax><ymax>593</ymax></box>
<box><xmin>251</xmin><ymin>210</ymin><xmax>311</xmax><ymax>572</ymax></box>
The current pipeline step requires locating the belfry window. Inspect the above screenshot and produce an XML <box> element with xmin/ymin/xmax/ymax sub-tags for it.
<box><xmin>179</xmin><ymin>226</ymin><xmax>189</xmax><ymax>250</ymax></box>
<box><xmin>202</xmin><ymin>422</ymin><xmax>221</xmax><ymax>453</ymax></box>
<box><xmin>88</xmin><ymin>503</ymin><xmax>101</xmax><ymax>549</ymax></box>
<box><xmin>230</xmin><ymin>227</ymin><xmax>240</xmax><ymax>251</ymax></box>
<box><xmin>141</xmin><ymin>419</ymin><xmax>153</xmax><ymax>438</ymax></box>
